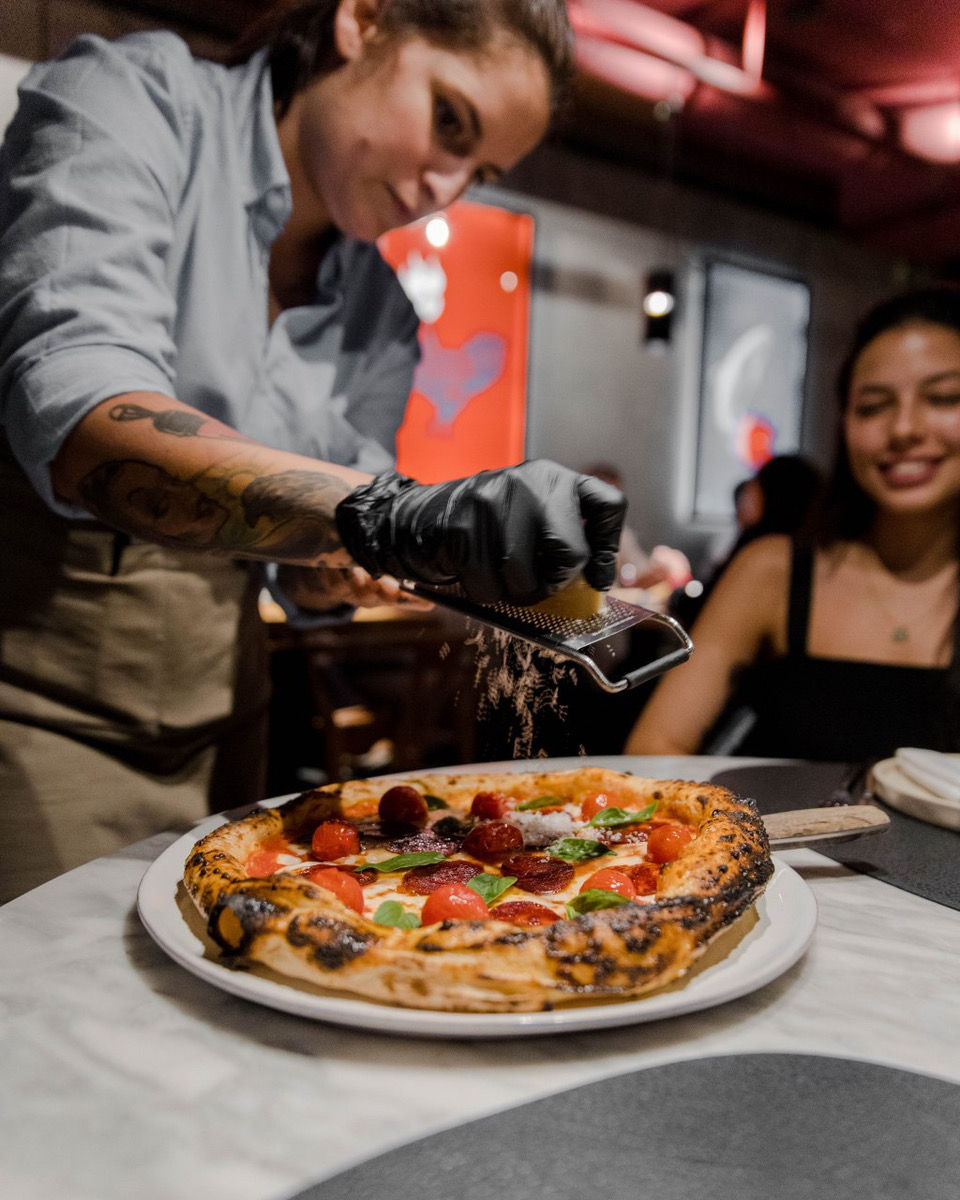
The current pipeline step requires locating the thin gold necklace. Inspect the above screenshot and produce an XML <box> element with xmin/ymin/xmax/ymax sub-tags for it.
<box><xmin>861</xmin><ymin>559</ymin><xmax>959</xmax><ymax>644</ymax></box>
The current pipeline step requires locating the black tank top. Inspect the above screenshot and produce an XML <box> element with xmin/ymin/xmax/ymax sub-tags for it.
<box><xmin>734</xmin><ymin>545</ymin><xmax>955</xmax><ymax>761</ymax></box>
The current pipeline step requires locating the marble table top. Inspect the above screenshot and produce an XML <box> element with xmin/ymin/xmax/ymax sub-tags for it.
<box><xmin>2</xmin><ymin>756</ymin><xmax>958</xmax><ymax>1200</ymax></box>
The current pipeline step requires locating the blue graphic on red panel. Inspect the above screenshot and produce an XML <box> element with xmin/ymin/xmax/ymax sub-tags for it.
<box><xmin>413</xmin><ymin>329</ymin><xmax>507</xmax><ymax>432</ymax></box>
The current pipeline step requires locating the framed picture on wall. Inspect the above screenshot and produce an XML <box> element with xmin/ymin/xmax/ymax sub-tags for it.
<box><xmin>693</xmin><ymin>259</ymin><xmax>810</xmax><ymax>520</ymax></box>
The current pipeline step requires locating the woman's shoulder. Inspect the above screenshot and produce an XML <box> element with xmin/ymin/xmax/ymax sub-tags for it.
<box><xmin>724</xmin><ymin>533</ymin><xmax>794</xmax><ymax>585</ymax></box>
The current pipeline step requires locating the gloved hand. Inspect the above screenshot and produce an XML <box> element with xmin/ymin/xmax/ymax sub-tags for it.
<box><xmin>335</xmin><ymin>460</ymin><xmax>626</xmax><ymax>606</ymax></box>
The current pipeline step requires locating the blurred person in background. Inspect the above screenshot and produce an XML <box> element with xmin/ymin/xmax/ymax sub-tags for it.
<box><xmin>627</xmin><ymin>287</ymin><xmax>960</xmax><ymax>761</ymax></box>
<box><xmin>0</xmin><ymin>0</ymin><xmax>626</xmax><ymax>900</ymax></box>
<box><xmin>583</xmin><ymin>463</ymin><xmax>691</xmax><ymax>589</ymax></box>
<box><xmin>671</xmin><ymin>454</ymin><xmax>822</xmax><ymax>628</ymax></box>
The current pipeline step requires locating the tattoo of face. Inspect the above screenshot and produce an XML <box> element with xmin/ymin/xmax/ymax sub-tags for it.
<box><xmin>79</xmin><ymin>459</ymin><xmax>229</xmax><ymax>547</ymax></box>
<box><xmin>79</xmin><ymin>461</ymin><xmax>353</xmax><ymax>561</ymax></box>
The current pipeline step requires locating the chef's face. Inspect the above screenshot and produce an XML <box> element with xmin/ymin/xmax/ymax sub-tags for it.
<box><xmin>284</xmin><ymin>1</ymin><xmax>551</xmax><ymax>241</ymax></box>
<box><xmin>844</xmin><ymin>321</ymin><xmax>960</xmax><ymax>519</ymax></box>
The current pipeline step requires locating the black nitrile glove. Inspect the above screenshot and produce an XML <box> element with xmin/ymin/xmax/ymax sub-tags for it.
<box><xmin>335</xmin><ymin>460</ymin><xmax>626</xmax><ymax>606</ymax></box>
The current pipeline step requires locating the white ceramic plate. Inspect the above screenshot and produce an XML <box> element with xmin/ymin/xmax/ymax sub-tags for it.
<box><xmin>870</xmin><ymin>756</ymin><xmax>960</xmax><ymax>832</ymax></box>
<box><xmin>137</xmin><ymin>800</ymin><xmax>817</xmax><ymax>1040</ymax></box>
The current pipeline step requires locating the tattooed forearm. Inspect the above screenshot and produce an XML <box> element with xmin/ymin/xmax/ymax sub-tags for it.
<box><xmin>108</xmin><ymin>403</ymin><xmax>254</xmax><ymax>443</ymax></box>
<box><xmin>241</xmin><ymin>471</ymin><xmax>352</xmax><ymax>556</ymax></box>
<box><xmin>78</xmin><ymin>459</ymin><xmax>354</xmax><ymax>562</ymax></box>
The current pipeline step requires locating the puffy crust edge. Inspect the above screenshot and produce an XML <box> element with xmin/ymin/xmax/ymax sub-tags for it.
<box><xmin>182</xmin><ymin>768</ymin><xmax>773</xmax><ymax>1013</ymax></box>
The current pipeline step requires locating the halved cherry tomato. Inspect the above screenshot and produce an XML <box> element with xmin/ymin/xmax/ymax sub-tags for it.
<box><xmin>646</xmin><ymin>824</ymin><xmax>697</xmax><ymax>864</ymax></box>
<box><xmin>580</xmin><ymin>791</ymin><xmax>617</xmax><ymax>820</ymax></box>
<box><xmin>311</xmin><ymin>818</ymin><xmax>360</xmax><ymax>861</ymax></box>
<box><xmin>470</xmin><ymin>791</ymin><xmax>510</xmax><ymax>819</ymax></box>
<box><xmin>579</xmin><ymin>867</ymin><xmax>637</xmax><ymax>899</ymax></box>
<box><xmin>491</xmin><ymin>901</ymin><xmax>560</xmax><ymax>927</ymax></box>
<box><xmin>245</xmin><ymin>850</ymin><xmax>279</xmax><ymax>878</ymax></box>
<box><xmin>421</xmin><ymin>883</ymin><xmax>489</xmax><ymax>925</ymax></box>
<box><xmin>305</xmin><ymin>866</ymin><xmax>364</xmax><ymax>914</ymax></box>
<box><xmin>378</xmin><ymin>786</ymin><xmax>429</xmax><ymax>827</ymax></box>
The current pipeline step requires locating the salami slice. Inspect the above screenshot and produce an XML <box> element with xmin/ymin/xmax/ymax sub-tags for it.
<box><xmin>400</xmin><ymin>859</ymin><xmax>480</xmax><ymax>895</ymax></box>
<box><xmin>500</xmin><ymin>854</ymin><xmax>574</xmax><ymax>895</ymax></box>
<box><xmin>462</xmin><ymin>820</ymin><xmax>524</xmax><ymax>863</ymax></box>
<box><xmin>386</xmin><ymin>831</ymin><xmax>461</xmax><ymax>855</ymax></box>
<box><xmin>353</xmin><ymin>818</ymin><xmax>419</xmax><ymax>845</ymax></box>
<box><xmin>491</xmin><ymin>901</ymin><xmax>560</xmax><ymax>927</ymax></box>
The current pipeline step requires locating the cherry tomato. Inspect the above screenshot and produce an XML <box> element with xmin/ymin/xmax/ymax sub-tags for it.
<box><xmin>580</xmin><ymin>791</ymin><xmax>617</xmax><ymax>820</ymax></box>
<box><xmin>646</xmin><ymin>824</ymin><xmax>697</xmax><ymax>864</ymax></box>
<box><xmin>245</xmin><ymin>850</ymin><xmax>279</xmax><ymax>878</ymax></box>
<box><xmin>378</xmin><ymin>786</ymin><xmax>429</xmax><ymax>827</ymax></box>
<box><xmin>463</xmin><ymin>820</ymin><xmax>524</xmax><ymax>862</ymax></box>
<box><xmin>491</xmin><ymin>901</ymin><xmax>560</xmax><ymax>927</ymax></box>
<box><xmin>306</xmin><ymin>866</ymin><xmax>364</xmax><ymax>914</ymax></box>
<box><xmin>420</xmin><ymin>883</ymin><xmax>489</xmax><ymax>925</ymax></box>
<box><xmin>311</xmin><ymin>818</ymin><xmax>360</xmax><ymax>861</ymax></box>
<box><xmin>470</xmin><ymin>791</ymin><xmax>510</xmax><ymax>819</ymax></box>
<box><xmin>579</xmin><ymin>867</ymin><xmax>637</xmax><ymax>899</ymax></box>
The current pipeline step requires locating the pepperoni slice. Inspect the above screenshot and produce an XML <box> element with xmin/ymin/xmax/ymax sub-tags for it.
<box><xmin>622</xmin><ymin>862</ymin><xmax>660</xmax><ymax>895</ymax></box>
<box><xmin>378</xmin><ymin>786</ymin><xmax>429</xmax><ymax>827</ymax></box>
<box><xmin>463</xmin><ymin>820</ymin><xmax>524</xmax><ymax>863</ymax></box>
<box><xmin>500</xmin><ymin>853</ymin><xmax>574</xmax><ymax>895</ymax></box>
<box><xmin>386</xmin><ymin>830</ymin><xmax>461</xmax><ymax>855</ymax></box>
<box><xmin>491</xmin><ymin>901</ymin><xmax>560</xmax><ymax>927</ymax></box>
<box><xmin>470</xmin><ymin>791</ymin><xmax>510</xmax><ymax>819</ymax></box>
<box><xmin>400</xmin><ymin>859</ymin><xmax>480</xmax><ymax>895</ymax></box>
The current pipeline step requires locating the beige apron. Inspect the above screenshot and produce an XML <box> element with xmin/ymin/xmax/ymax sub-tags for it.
<box><xmin>0</xmin><ymin>439</ymin><xmax>271</xmax><ymax>902</ymax></box>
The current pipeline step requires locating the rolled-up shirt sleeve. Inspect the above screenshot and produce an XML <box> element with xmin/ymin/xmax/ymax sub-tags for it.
<box><xmin>0</xmin><ymin>34</ymin><xmax>189</xmax><ymax>515</ymax></box>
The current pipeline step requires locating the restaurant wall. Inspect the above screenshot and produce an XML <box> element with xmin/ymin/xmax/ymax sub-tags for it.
<box><xmin>484</xmin><ymin>144</ymin><xmax>915</xmax><ymax>570</ymax></box>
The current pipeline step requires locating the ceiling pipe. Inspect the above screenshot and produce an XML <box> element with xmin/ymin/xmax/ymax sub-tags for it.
<box><xmin>741</xmin><ymin>0</ymin><xmax>767</xmax><ymax>83</ymax></box>
<box><xmin>569</xmin><ymin>0</ymin><xmax>880</xmax><ymax>139</ymax></box>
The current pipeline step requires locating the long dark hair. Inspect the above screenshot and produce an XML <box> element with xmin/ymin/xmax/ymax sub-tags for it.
<box><xmin>813</xmin><ymin>286</ymin><xmax>960</xmax><ymax>746</ymax></box>
<box><xmin>229</xmin><ymin>0</ymin><xmax>574</xmax><ymax>117</ymax></box>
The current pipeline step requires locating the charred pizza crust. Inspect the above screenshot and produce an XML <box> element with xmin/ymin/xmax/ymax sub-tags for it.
<box><xmin>183</xmin><ymin>767</ymin><xmax>772</xmax><ymax>1013</ymax></box>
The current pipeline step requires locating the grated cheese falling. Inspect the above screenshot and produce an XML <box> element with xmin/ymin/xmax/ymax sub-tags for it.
<box><xmin>467</xmin><ymin>625</ymin><xmax>587</xmax><ymax>760</ymax></box>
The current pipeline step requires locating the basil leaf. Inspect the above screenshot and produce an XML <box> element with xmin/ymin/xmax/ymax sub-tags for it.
<box><xmin>516</xmin><ymin>794</ymin><xmax>564</xmax><ymax>812</ymax></box>
<box><xmin>546</xmin><ymin>837</ymin><xmax>613</xmax><ymax>863</ymax></box>
<box><xmin>588</xmin><ymin>801</ymin><xmax>659</xmax><ymax>828</ymax></box>
<box><xmin>366</xmin><ymin>852</ymin><xmax>447</xmax><ymax>873</ymax></box>
<box><xmin>373</xmin><ymin>901</ymin><xmax>421</xmax><ymax>929</ymax></box>
<box><xmin>467</xmin><ymin>873</ymin><xmax>517</xmax><ymax>904</ymax></box>
<box><xmin>424</xmin><ymin>794</ymin><xmax>448</xmax><ymax>810</ymax></box>
<box><xmin>565</xmin><ymin>889</ymin><xmax>631</xmax><ymax>918</ymax></box>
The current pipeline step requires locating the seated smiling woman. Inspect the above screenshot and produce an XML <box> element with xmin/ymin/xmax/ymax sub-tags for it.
<box><xmin>0</xmin><ymin>0</ymin><xmax>625</xmax><ymax>900</ymax></box>
<box><xmin>626</xmin><ymin>287</ymin><xmax>960</xmax><ymax>762</ymax></box>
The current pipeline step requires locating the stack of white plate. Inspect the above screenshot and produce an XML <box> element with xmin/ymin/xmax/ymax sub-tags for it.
<box><xmin>870</xmin><ymin>749</ymin><xmax>960</xmax><ymax>831</ymax></box>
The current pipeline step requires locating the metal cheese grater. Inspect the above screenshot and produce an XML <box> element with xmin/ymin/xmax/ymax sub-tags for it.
<box><xmin>403</xmin><ymin>582</ymin><xmax>693</xmax><ymax>693</ymax></box>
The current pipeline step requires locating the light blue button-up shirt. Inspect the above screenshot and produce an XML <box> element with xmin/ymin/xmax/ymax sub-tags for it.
<box><xmin>0</xmin><ymin>32</ymin><xmax>419</xmax><ymax>518</ymax></box>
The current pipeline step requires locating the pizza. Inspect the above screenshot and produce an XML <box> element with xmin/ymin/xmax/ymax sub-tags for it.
<box><xmin>183</xmin><ymin>767</ymin><xmax>773</xmax><ymax>1013</ymax></box>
